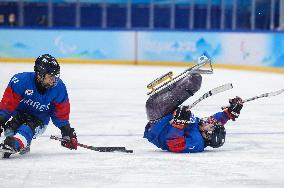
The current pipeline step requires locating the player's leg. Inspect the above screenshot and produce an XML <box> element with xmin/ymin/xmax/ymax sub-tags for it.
<box><xmin>0</xmin><ymin>113</ymin><xmax>43</xmax><ymax>158</ymax></box>
<box><xmin>0</xmin><ymin>123</ymin><xmax>33</xmax><ymax>158</ymax></box>
<box><xmin>146</xmin><ymin>73</ymin><xmax>202</xmax><ymax>121</ymax></box>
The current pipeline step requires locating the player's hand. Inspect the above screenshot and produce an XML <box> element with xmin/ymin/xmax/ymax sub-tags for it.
<box><xmin>226</xmin><ymin>96</ymin><xmax>243</xmax><ymax>121</ymax></box>
<box><xmin>172</xmin><ymin>106</ymin><xmax>191</xmax><ymax>129</ymax></box>
<box><xmin>61</xmin><ymin>128</ymin><xmax>78</xmax><ymax>150</ymax></box>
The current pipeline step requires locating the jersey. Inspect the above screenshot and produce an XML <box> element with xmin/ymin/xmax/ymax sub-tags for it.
<box><xmin>143</xmin><ymin>111</ymin><xmax>231</xmax><ymax>153</ymax></box>
<box><xmin>0</xmin><ymin>72</ymin><xmax>70</xmax><ymax>129</ymax></box>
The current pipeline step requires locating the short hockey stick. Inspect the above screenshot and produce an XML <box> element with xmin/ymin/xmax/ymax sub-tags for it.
<box><xmin>221</xmin><ymin>88</ymin><xmax>284</xmax><ymax>110</ymax></box>
<box><xmin>187</xmin><ymin>83</ymin><xmax>233</xmax><ymax>110</ymax></box>
<box><xmin>50</xmin><ymin>135</ymin><xmax>133</xmax><ymax>153</ymax></box>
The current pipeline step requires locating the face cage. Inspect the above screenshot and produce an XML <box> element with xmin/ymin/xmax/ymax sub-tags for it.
<box><xmin>39</xmin><ymin>73</ymin><xmax>60</xmax><ymax>89</ymax></box>
<box><xmin>199</xmin><ymin>120</ymin><xmax>213</xmax><ymax>141</ymax></box>
<box><xmin>52</xmin><ymin>74</ymin><xmax>60</xmax><ymax>87</ymax></box>
<box><xmin>203</xmin><ymin>131</ymin><xmax>213</xmax><ymax>142</ymax></box>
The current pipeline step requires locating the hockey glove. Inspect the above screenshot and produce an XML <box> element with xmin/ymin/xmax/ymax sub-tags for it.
<box><xmin>61</xmin><ymin>126</ymin><xmax>78</xmax><ymax>150</ymax></box>
<box><xmin>225</xmin><ymin>96</ymin><xmax>243</xmax><ymax>121</ymax></box>
<box><xmin>172</xmin><ymin>106</ymin><xmax>191</xmax><ymax>129</ymax></box>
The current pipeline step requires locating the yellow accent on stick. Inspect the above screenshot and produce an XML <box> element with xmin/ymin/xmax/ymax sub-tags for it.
<box><xmin>147</xmin><ymin>71</ymin><xmax>173</xmax><ymax>91</ymax></box>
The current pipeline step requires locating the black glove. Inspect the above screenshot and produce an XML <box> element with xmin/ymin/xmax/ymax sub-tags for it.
<box><xmin>60</xmin><ymin>125</ymin><xmax>78</xmax><ymax>150</ymax></box>
<box><xmin>172</xmin><ymin>106</ymin><xmax>191</xmax><ymax>129</ymax></box>
<box><xmin>226</xmin><ymin>96</ymin><xmax>243</xmax><ymax>121</ymax></box>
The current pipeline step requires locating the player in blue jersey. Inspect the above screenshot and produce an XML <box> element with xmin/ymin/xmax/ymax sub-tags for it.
<box><xmin>144</xmin><ymin>97</ymin><xmax>243</xmax><ymax>153</ymax></box>
<box><xmin>0</xmin><ymin>54</ymin><xmax>77</xmax><ymax>158</ymax></box>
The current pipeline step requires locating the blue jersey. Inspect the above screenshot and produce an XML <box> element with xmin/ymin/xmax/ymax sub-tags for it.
<box><xmin>143</xmin><ymin>111</ymin><xmax>231</xmax><ymax>153</ymax></box>
<box><xmin>0</xmin><ymin>72</ymin><xmax>70</xmax><ymax>128</ymax></box>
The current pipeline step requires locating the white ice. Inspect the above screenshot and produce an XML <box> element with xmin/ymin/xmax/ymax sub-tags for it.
<box><xmin>0</xmin><ymin>63</ymin><xmax>284</xmax><ymax>188</ymax></box>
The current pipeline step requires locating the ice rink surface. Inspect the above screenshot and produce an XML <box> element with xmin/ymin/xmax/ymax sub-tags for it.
<box><xmin>0</xmin><ymin>63</ymin><xmax>284</xmax><ymax>188</ymax></box>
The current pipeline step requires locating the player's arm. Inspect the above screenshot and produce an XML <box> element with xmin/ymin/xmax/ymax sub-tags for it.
<box><xmin>197</xmin><ymin>97</ymin><xmax>243</xmax><ymax>148</ymax></box>
<box><xmin>51</xmin><ymin>100</ymin><xmax>78</xmax><ymax>150</ymax></box>
<box><xmin>166</xmin><ymin>106</ymin><xmax>206</xmax><ymax>153</ymax></box>
<box><xmin>165</xmin><ymin>106</ymin><xmax>191</xmax><ymax>153</ymax></box>
<box><xmin>166</xmin><ymin>126</ymin><xmax>204</xmax><ymax>153</ymax></box>
<box><xmin>50</xmin><ymin>82</ymin><xmax>77</xmax><ymax>150</ymax></box>
<box><xmin>210</xmin><ymin>96</ymin><xmax>244</xmax><ymax>125</ymax></box>
<box><xmin>0</xmin><ymin>75</ymin><xmax>23</xmax><ymax>120</ymax></box>
<box><xmin>0</xmin><ymin>74</ymin><xmax>24</xmax><ymax>135</ymax></box>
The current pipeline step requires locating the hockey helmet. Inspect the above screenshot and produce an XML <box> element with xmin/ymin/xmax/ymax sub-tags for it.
<box><xmin>34</xmin><ymin>54</ymin><xmax>60</xmax><ymax>77</ymax></box>
<box><xmin>34</xmin><ymin>54</ymin><xmax>60</xmax><ymax>88</ymax></box>
<box><xmin>199</xmin><ymin>117</ymin><xmax>226</xmax><ymax>148</ymax></box>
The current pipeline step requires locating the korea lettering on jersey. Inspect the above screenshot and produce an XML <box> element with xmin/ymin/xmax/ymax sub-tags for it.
<box><xmin>20</xmin><ymin>97</ymin><xmax>50</xmax><ymax>112</ymax></box>
<box><xmin>0</xmin><ymin>72</ymin><xmax>70</xmax><ymax>128</ymax></box>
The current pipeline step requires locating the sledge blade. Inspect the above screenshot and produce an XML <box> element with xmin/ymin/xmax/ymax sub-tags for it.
<box><xmin>147</xmin><ymin>71</ymin><xmax>173</xmax><ymax>91</ymax></box>
<box><xmin>147</xmin><ymin>54</ymin><xmax>213</xmax><ymax>96</ymax></box>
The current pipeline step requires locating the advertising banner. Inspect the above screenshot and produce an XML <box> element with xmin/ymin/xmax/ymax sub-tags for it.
<box><xmin>0</xmin><ymin>29</ymin><xmax>135</xmax><ymax>61</ymax></box>
<box><xmin>1</xmin><ymin>29</ymin><xmax>283</xmax><ymax>68</ymax></box>
<box><xmin>137</xmin><ymin>31</ymin><xmax>284</xmax><ymax>67</ymax></box>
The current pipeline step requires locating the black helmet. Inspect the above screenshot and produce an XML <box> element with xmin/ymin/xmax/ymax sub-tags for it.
<box><xmin>34</xmin><ymin>54</ymin><xmax>60</xmax><ymax>77</ymax></box>
<box><xmin>199</xmin><ymin>117</ymin><xmax>226</xmax><ymax>148</ymax></box>
<box><xmin>206</xmin><ymin>124</ymin><xmax>226</xmax><ymax>148</ymax></box>
<box><xmin>34</xmin><ymin>54</ymin><xmax>60</xmax><ymax>89</ymax></box>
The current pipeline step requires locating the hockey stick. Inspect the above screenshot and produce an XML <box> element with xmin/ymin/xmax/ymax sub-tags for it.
<box><xmin>221</xmin><ymin>88</ymin><xmax>284</xmax><ymax>110</ymax></box>
<box><xmin>50</xmin><ymin>135</ymin><xmax>133</xmax><ymax>153</ymax></box>
<box><xmin>187</xmin><ymin>83</ymin><xmax>233</xmax><ymax>110</ymax></box>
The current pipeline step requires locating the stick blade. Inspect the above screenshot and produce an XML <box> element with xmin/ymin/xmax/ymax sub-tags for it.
<box><xmin>188</xmin><ymin>83</ymin><xmax>233</xmax><ymax>110</ymax></box>
<box><xmin>210</xmin><ymin>83</ymin><xmax>233</xmax><ymax>95</ymax></box>
<box><xmin>267</xmin><ymin>89</ymin><xmax>284</xmax><ymax>97</ymax></box>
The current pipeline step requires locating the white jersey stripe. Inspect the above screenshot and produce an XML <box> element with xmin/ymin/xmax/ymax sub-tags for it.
<box><xmin>14</xmin><ymin>133</ymin><xmax>28</xmax><ymax>148</ymax></box>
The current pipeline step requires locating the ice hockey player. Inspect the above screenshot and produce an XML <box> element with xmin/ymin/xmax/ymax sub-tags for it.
<box><xmin>0</xmin><ymin>54</ymin><xmax>77</xmax><ymax>158</ymax></box>
<box><xmin>143</xmin><ymin>97</ymin><xmax>243</xmax><ymax>153</ymax></box>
